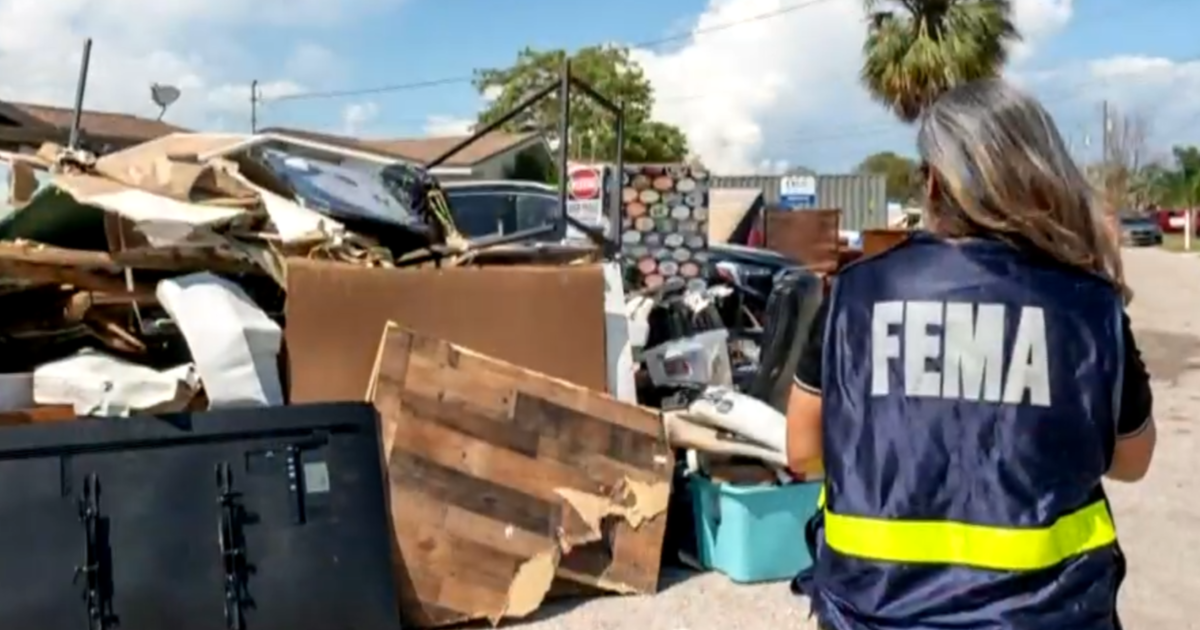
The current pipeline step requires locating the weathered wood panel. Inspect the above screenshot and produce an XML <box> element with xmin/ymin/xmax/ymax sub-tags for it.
<box><xmin>860</xmin><ymin>228</ymin><xmax>911</xmax><ymax>257</ymax></box>
<box><xmin>370</xmin><ymin>323</ymin><xmax>673</xmax><ymax>627</ymax></box>
<box><xmin>764</xmin><ymin>208</ymin><xmax>842</xmax><ymax>274</ymax></box>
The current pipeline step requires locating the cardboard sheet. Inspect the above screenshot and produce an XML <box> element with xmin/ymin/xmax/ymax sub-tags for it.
<box><xmin>285</xmin><ymin>259</ymin><xmax>609</xmax><ymax>403</ymax></box>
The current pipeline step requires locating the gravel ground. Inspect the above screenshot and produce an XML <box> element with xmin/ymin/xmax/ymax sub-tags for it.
<box><xmin>506</xmin><ymin>246</ymin><xmax>1198</xmax><ymax>630</ymax></box>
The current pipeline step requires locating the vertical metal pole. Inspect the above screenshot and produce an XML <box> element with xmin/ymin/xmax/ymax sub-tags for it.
<box><xmin>556</xmin><ymin>57</ymin><xmax>571</xmax><ymax>229</ymax></box>
<box><xmin>250</xmin><ymin>80</ymin><xmax>259</xmax><ymax>133</ymax></box>
<box><xmin>610</xmin><ymin>101</ymin><xmax>626</xmax><ymax>244</ymax></box>
<box><xmin>67</xmin><ymin>38</ymin><xmax>93</xmax><ymax>149</ymax></box>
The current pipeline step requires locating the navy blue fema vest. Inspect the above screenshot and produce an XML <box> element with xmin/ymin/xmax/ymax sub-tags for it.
<box><xmin>805</xmin><ymin>232</ymin><xmax>1126</xmax><ymax>630</ymax></box>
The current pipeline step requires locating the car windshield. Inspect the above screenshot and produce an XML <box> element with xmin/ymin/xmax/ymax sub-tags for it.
<box><xmin>1119</xmin><ymin>214</ymin><xmax>1153</xmax><ymax>225</ymax></box>
<box><xmin>444</xmin><ymin>187</ymin><xmax>560</xmax><ymax>239</ymax></box>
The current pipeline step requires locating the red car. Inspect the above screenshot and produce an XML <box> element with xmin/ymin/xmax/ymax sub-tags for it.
<box><xmin>1156</xmin><ymin>208</ymin><xmax>1200</xmax><ymax>234</ymax></box>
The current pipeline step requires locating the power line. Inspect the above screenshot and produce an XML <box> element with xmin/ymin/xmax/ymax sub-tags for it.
<box><xmin>266</xmin><ymin>0</ymin><xmax>841</xmax><ymax>103</ymax></box>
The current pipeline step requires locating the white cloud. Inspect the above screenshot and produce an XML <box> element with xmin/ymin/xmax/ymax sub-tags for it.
<box><xmin>1018</xmin><ymin>55</ymin><xmax>1200</xmax><ymax>163</ymax></box>
<box><xmin>0</xmin><ymin>0</ymin><xmax>396</xmax><ymax>131</ymax></box>
<box><xmin>1010</xmin><ymin>0</ymin><xmax>1073</xmax><ymax>60</ymax></box>
<box><xmin>342</xmin><ymin>101</ymin><xmax>380</xmax><ymax>135</ymax></box>
<box><xmin>481</xmin><ymin>86</ymin><xmax>503</xmax><ymax>102</ymax></box>
<box><xmin>633</xmin><ymin>0</ymin><xmax>1075</xmax><ymax>173</ymax></box>
<box><xmin>423</xmin><ymin>114</ymin><xmax>474</xmax><ymax>137</ymax></box>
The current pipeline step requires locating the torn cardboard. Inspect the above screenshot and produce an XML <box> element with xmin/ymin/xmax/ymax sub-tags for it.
<box><xmin>370</xmin><ymin>323</ymin><xmax>672</xmax><ymax>627</ymax></box>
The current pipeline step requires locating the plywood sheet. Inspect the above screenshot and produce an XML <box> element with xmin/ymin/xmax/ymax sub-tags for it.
<box><xmin>764</xmin><ymin>208</ymin><xmax>841</xmax><ymax>273</ymax></box>
<box><xmin>370</xmin><ymin>324</ymin><xmax>673</xmax><ymax>627</ymax></box>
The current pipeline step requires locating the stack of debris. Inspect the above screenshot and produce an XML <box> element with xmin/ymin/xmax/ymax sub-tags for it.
<box><xmin>0</xmin><ymin>127</ymin><xmax>836</xmax><ymax>623</ymax></box>
<box><xmin>0</xmin><ymin>130</ymin><xmax>484</xmax><ymax>418</ymax></box>
<box><xmin>0</xmin><ymin>130</ymin><xmax>673</xmax><ymax>627</ymax></box>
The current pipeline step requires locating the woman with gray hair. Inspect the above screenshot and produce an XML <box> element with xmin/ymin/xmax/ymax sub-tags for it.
<box><xmin>785</xmin><ymin>78</ymin><xmax>1155</xmax><ymax>629</ymax></box>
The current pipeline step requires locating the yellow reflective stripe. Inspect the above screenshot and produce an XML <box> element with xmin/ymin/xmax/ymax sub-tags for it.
<box><xmin>817</xmin><ymin>484</ymin><xmax>826</xmax><ymax>508</ymax></box>
<box><xmin>824</xmin><ymin>500</ymin><xmax>1116</xmax><ymax>571</ymax></box>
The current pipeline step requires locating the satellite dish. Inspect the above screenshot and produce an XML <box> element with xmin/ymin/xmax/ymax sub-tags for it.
<box><xmin>150</xmin><ymin>83</ymin><xmax>181</xmax><ymax>120</ymax></box>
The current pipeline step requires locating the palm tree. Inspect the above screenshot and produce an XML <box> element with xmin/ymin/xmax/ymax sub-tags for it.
<box><xmin>861</xmin><ymin>0</ymin><xmax>1020</xmax><ymax>122</ymax></box>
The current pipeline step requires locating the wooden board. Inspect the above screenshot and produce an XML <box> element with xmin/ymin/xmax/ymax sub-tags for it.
<box><xmin>370</xmin><ymin>323</ymin><xmax>673</xmax><ymax>628</ymax></box>
<box><xmin>763</xmin><ymin>208</ymin><xmax>842</xmax><ymax>274</ymax></box>
<box><xmin>860</xmin><ymin>228</ymin><xmax>911</xmax><ymax>257</ymax></box>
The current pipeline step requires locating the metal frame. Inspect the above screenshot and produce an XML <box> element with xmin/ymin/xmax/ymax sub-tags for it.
<box><xmin>425</xmin><ymin>58</ymin><xmax>626</xmax><ymax>259</ymax></box>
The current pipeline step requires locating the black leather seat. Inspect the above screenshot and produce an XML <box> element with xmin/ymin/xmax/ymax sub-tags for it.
<box><xmin>745</xmin><ymin>267</ymin><xmax>824</xmax><ymax>410</ymax></box>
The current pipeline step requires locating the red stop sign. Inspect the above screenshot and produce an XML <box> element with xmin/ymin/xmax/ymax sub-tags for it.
<box><xmin>569</xmin><ymin>168</ymin><xmax>601</xmax><ymax>199</ymax></box>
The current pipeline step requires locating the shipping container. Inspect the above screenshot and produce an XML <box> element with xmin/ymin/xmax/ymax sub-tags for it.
<box><xmin>710</xmin><ymin>174</ymin><xmax>888</xmax><ymax>232</ymax></box>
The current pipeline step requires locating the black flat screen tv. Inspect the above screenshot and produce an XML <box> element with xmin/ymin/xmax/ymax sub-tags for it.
<box><xmin>0</xmin><ymin>401</ymin><xmax>401</xmax><ymax>630</ymax></box>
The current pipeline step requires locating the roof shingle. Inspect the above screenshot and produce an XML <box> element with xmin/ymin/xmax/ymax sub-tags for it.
<box><xmin>5</xmin><ymin>101</ymin><xmax>186</xmax><ymax>142</ymax></box>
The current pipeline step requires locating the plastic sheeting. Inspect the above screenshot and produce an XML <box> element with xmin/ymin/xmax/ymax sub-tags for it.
<box><xmin>260</xmin><ymin>150</ymin><xmax>423</xmax><ymax>229</ymax></box>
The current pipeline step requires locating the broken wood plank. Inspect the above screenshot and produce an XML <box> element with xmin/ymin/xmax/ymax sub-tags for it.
<box><xmin>370</xmin><ymin>323</ymin><xmax>673</xmax><ymax>628</ymax></box>
<box><xmin>0</xmin><ymin>405</ymin><xmax>76</xmax><ymax>426</ymax></box>
<box><xmin>0</xmin><ymin>241</ymin><xmax>262</xmax><ymax>277</ymax></box>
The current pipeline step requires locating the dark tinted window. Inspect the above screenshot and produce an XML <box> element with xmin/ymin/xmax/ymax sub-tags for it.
<box><xmin>446</xmin><ymin>191</ymin><xmax>511</xmax><ymax>238</ymax></box>
<box><xmin>513</xmin><ymin>193</ymin><xmax>559</xmax><ymax>231</ymax></box>
<box><xmin>446</xmin><ymin>188</ymin><xmax>559</xmax><ymax>238</ymax></box>
<box><xmin>1119</xmin><ymin>215</ymin><xmax>1154</xmax><ymax>226</ymax></box>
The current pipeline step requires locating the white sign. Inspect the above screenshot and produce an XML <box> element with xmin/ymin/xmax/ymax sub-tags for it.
<box><xmin>780</xmin><ymin>175</ymin><xmax>816</xmax><ymax>197</ymax></box>
<box><xmin>779</xmin><ymin>175</ymin><xmax>817</xmax><ymax>209</ymax></box>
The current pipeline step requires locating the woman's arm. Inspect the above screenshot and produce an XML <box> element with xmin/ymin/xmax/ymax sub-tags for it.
<box><xmin>786</xmin><ymin>301</ymin><xmax>827</xmax><ymax>473</ymax></box>
<box><xmin>1107</xmin><ymin>313</ymin><xmax>1157</xmax><ymax>482</ymax></box>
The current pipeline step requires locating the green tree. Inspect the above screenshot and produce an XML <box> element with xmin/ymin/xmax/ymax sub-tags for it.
<box><xmin>1141</xmin><ymin>146</ymin><xmax>1200</xmax><ymax>208</ymax></box>
<box><xmin>861</xmin><ymin>0</ymin><xmax>1020</xmax><ymax>122</ymax></box>
<box><xmin>474</xmin><ymin>46</ymin><xmax>690</xmax><ymax>163</ymax></box>
<box><xmin>855</xmin><ymin>150</ymin><xmax>920</xmax><ymax>202</ymax></box>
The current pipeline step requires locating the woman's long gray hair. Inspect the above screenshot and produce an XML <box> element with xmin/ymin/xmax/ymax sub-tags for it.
<box><xmin>917</xmin><ymin>78</ymin><xmax>1129</xmax><ymax>300</ymax></box>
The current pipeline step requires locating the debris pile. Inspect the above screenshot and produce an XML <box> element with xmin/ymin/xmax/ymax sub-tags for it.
<box><xmin>0</xmin><ymin>129</ymin><xmax>851</xmax><ymax>627</ymax></box>
<box><xmin>0</xmin><ymin>131</ymin><xmax>475</xmax><ymax>416</ymax></box>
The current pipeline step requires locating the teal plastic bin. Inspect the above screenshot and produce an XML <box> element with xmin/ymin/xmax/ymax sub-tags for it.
<box><xmin>689</xmin><ymin>474</ymin><xmax>822</xmax><ymax>583</ymax></box>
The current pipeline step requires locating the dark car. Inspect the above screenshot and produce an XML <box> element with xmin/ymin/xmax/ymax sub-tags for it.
<box><xmin>441</xmin><ymin>180</ymin><xmax>799</xmax><ymax>278</ymax></box>
<box><xmin>1119</xmin><ymin>213</ymin><xmax>1163</xmax><ymax>247</ymax></box>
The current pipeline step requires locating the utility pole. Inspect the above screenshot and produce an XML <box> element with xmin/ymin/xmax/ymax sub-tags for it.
<box><xmin>250</xmin><ymin>79</ymin><xmax>259</xmax><ymax>133</ymax></box>
<box><xmin>1101</xmin><ymin>100</ymin><xmax>1111</xmax><ymax>167</ymax></box>
<box><xmin>1100</xmin><ymin>100</ymin><xmax>1116</xmax><ymax>224</ymax></box>
<box><xmin>68</xmin><ymin>38</ymin><xmax>94</xmax><ymax>150</ymax></box>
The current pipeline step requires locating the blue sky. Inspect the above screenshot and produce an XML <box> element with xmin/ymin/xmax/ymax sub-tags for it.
<box><xmin>256</xmin><ymin>0</ymin><xmax>712</xmax><ymax>134</ymax></box>
<box><xmin>262</xmin><ymin>0</ymin><xmax>1196</xmax><ymax>130</ymax></box>
<box><xmin>3</xmin><ymin>0</ymin><xmax>1199</xmax><ymax>173</ymax></box>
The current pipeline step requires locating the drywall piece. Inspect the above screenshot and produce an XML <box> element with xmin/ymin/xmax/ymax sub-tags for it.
<box><xmin>369</xmin><ymin>323</ymin><xmax>673</xmax><ymax>627</ymax></box>
<box><xmin>157</xmin><ymin>272</ymin><xmax>283</xmax><ymax>408</ymax></box>
<box><xmin>602</xmin><ymin>262</ymin><xmax>637</xmax><ymax>403</ymax></box>
<box><xmin>33</xmin><ymin>349</ymin><xmax>195</xmax><ymax>416</ymax></box>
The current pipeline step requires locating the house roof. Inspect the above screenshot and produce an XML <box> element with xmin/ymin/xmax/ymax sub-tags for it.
<box><xmin>261</xmin><ymin>127</ymin><xmax>542</xmax><ymax>167</ymax></box>
<box><xmin>0</xmin><ymin>101</ymin><xmax>186</xmax><ymax>142</ymax></box>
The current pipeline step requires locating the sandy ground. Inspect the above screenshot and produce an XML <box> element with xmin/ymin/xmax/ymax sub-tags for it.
<box><xmin>504</xmin><ymin>246</ymin><xmax>1197</xmax><ymax>630</ymax></box>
